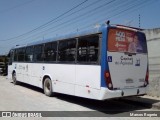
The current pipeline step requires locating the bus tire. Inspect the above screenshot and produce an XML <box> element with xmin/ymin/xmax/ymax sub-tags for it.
<box><xmin>12</xmin><ymin>72</ymin><xmax>18</xmax><ymax>85</ymax></box>
<box><xmin>43</xmin><ymin>78</ymin><xmax>53</xmax><ymax>97</ymax></box>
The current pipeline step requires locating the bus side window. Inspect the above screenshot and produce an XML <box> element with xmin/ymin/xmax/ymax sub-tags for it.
<box><xmin>58</xmin><ymin>39</ymin><xmax>76</xmax><ymax>62</ymax></box>
<box><xmin>8</xmin><ymin>50</ymin><xmax>14</xmax><ymax>65</ymax></box>
<box><xmin>33</xmin><ymin>45</ymin><xmax>44</xmax><ymax>62</ymax></box>
<box><xmin>77</xmin><ymin>34</ymin><xmax>99</xmax><ymax>64</ymax></box>
<box><xmin>17</xmin><ymin>48</ymin><xmax>25</xmax><ymax>62</ymax></box>
<box><xmin>14</xmin><ymin>49</ymin><xmax>18</xmax><ymax>61</ymax></box>
<box><xmin>25</xmin><ymin>46</ymin><xmax>34</xmax><ymax>62</ymax></box>
<box><xmin>44</xmin><ymin>42</ymin><xmax>57</xmax><ymax>62</ymax></box>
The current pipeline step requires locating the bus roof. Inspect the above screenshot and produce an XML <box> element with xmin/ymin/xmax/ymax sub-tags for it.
<box><xmin>13</xmin><ymin>26</ymin><xmax>104</xmax><ymax>49</ymax></box>
<box><xmin>12</xmin><ymin>24</ymin><xmax>143</xmax><ymax>49</ymax></box>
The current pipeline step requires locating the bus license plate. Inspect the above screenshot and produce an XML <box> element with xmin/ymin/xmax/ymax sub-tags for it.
<box><xmin>126</xmin><ymin>79</ymin><xmax>133</xmax><ymax>83</ymax></box>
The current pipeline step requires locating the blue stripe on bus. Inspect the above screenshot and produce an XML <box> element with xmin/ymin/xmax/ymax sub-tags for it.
<box><xmin>101</xmin><ymin>26</ymin><xmax>108</xmax><ymax>88</ymax></box>
<box><xmin>101</xmin><ymin>26</ymin><xmax>117</xmax><ymax>88</ymax></box>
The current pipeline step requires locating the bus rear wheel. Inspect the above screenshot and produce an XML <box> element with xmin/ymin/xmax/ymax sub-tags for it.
<box><xmin>43</xmin><ymin>78</ymin><xmax>53</xmax><ymax>97</ymax></box>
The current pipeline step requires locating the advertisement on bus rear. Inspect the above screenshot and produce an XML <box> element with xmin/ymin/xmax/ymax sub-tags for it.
<box><xmin>108</xmin><ymin>28</ymin><xmax>147</xmax><ymax>54</ymax></box>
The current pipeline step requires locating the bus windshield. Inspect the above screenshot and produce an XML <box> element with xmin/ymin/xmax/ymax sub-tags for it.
<box><xmin>108</xmin><ymin>28</ymin><xmax>147</xmax><ymax>54</ymax></box>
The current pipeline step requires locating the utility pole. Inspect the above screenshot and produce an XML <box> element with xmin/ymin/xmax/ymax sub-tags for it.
<box><xmin>139</xmin><ymin>14</ymin><xmax>141</xmax><ymax>28</ymax></box>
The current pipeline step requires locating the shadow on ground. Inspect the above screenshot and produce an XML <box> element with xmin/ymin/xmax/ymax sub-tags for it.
<box><xmin>10</xmin><ymin>81</ymin><xmax>160</xmax><ymax>116</ymax></box>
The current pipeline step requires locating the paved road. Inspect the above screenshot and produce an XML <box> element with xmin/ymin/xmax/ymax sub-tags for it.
<box><xmin>0</xmin><ymin>76</ymin><xmax>159</xmax><ymax>120</ymax></box>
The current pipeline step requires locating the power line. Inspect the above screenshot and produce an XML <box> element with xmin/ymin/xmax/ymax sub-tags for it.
<box><xmin>24</xmin><ymin>0</ymin><xmax>133</xmax><ymax>41</ymax></box>
<box><xmin>108</xmin><ymin>0</ymin><xmax>155</xmax><ymax>26</ymax></box>
<box><xmin>43</xmin><ymin>0</ymin><xmax>148</xmax><ymax>35</ymax></box>
<box><xmin>52</xmin><ymin>0</ymin><xmax>141</xmax><ymax>33</ymax></box>
<box><xmin>7</xmin><ymin>0</ymin><xmax>116</xmax><ymax>44</ymax></box>
<box><xmin>0</xmin><ymin>0</ymin><xmax>89</xmax><ymax>41</ymax></box>
<box><xmin>0</xmin><ymin>0</ymin><xmax>35</xmax><ymax>14</ymax></box>
<box><xmin>0</xmin><ymin>0</ymin><xmax>155</xmax><ymax>48</ymax></box>
<box><xmin>0</xmin><ymin>0</ymin><xmax>156</xmax><ymax>54</ymax></box>
<box><xmin>1</xmin><ymin>0</ymin><xmax>103</xmax><ymax>43</ymax></box>
<box><xmin>4</xmin><ymin>0</ymin><xmax>140</xmax><ymax>46</ymax></box>
<box><xmin>28</xmin><ymin>0</ymin><xmax>104</xmax><ymax>32</ymax></box>
<box><xmin>79</xmin><ymin>0</ymin><xmax>151</xmax><ymax>31</ymax></box>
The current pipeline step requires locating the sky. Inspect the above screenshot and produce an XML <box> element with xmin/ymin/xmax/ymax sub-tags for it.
<box><xmin>0</xmin><ymin>0</ymin><xmax>160</xmax><ymax>55</ymax></box>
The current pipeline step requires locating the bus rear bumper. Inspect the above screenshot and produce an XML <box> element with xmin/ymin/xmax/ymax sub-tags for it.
<box><xmin>99</xmin><ymin>87</ymin><xmax>148</xmax><ymax>100</ymax></box>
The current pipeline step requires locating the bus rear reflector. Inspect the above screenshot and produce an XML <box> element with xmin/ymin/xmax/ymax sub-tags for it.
<box><xmin>144</xmin><ymin>68</ymin><xmax>149</xmax><ymax>87</ymax></box>
<box><xmin>105</xmin><ymin>72</ymin><xmax>110</xmax><ymax>78</ymax></box>
<box><xmin>105</xmin><ymin>71</ymin><xmax>113</xmax><ymax>90</ymax></box>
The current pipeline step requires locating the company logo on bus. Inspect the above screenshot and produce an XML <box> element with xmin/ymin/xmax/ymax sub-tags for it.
<box><xmin>115</xmin><ymin>56</ymin><xmax>133</xmax><ymax>66</ymax></box>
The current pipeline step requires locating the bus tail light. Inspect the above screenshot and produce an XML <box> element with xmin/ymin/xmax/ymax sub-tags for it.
<box><xmin>105</xmin><ymin>71</ymin><xmax>113</xmax><ymax>90</ymax></box>
<box><xmin>144</xmin><ymin>68</ymin><xmax>149</xmax><ymax>87</ymax></box>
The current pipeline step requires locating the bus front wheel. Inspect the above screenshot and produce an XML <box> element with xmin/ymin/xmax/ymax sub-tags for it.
<box><xmin>12</xmin><ymin>72</ymin><xmax>18</xmax><ymax>85</ymax></box>
<box><xmin>43</xmin><ymin>78</ymin><xmax>53</xmax><ymax>97</ymax></box>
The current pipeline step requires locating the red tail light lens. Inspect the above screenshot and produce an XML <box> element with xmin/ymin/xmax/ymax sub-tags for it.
<box><xmin>105</xmin><ymin>71</ymin><xmax>113</xmax><ymax>90</ymax></box>
<box><xmin>144</xmin><ymin>68</ymin><xmax>149</xmax><ymax>87</ymax></box>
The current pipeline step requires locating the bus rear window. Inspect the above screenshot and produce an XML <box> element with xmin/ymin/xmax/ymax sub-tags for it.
<box><xmin>108</xmin><ymin>28</ymin><xmax>147</xmax><ymax>53</ymax></box>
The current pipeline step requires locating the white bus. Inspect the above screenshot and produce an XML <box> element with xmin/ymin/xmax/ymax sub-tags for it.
<box><xmin>8</xmin><ymin>24</ymin><xmax>149</xmax><ymax>100</ymax></box>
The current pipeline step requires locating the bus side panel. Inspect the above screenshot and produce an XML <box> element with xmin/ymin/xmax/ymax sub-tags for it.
<box><xmin>75</xmin><ymin>65</ymin><xmax>101</xmax><ymax>89</ymax></box>
<box><xmin>11</xmin><ymin>63</ymin><xmax>43</xmax><ymax>87</ymax></box>
<box><xmin>75</xmin><ymin>85</ymin><xmax>101</xmax><ymax>100</ymax></box>
<box><xmin>16</xmin><ymin>63</ymin><xmax>26</xmax><ymax>83</ymax></box>
<box><xmin>8</xmin><ymin>64</ymin><xmax>15</xmax><ymax>80</ymax></box>
<box><xmin>44</xmin><ymin>64</ymin><xmax>75</xmax><ymax>96</ymax></box>
<box><xmin>75</xmin><ymin>65</ymin><xmax>101</xmax><ymax>99</ymax></box>
<box><xmin>27</xmin><ymin>63</ymin><xmax>44</xmax><ymax>87</ymax></box>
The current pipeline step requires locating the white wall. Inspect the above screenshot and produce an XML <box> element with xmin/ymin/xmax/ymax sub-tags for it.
<box><xmin>144</xmin><ymin>28</ymin><xmax>160</xmax><ymax>97</ymax></box>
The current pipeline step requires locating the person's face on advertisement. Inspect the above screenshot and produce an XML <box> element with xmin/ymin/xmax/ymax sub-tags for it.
<box><xmin>134</xmin><ymin>36</ymin><xmax>138</xmax><ymax>45</ymax></box>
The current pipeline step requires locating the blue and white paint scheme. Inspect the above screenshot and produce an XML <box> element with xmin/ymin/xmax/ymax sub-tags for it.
<box><xmin>8</xmin><ymin>24</ymin><xmax>149</xmax><ymax>100</ymax></box>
